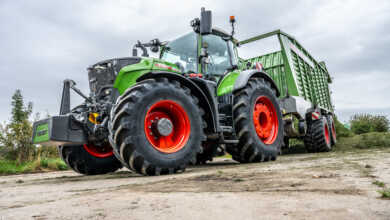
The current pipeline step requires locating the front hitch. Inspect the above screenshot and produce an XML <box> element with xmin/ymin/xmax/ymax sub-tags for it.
<box><xmin>60</xmin><ymin>79</ymin><xmax>92</xmax><ymax>115</ymax></box>
<box><xmin>33</xmin><ymin>79</ymin><xmax>93</xmax><ymax>146</ymax></box>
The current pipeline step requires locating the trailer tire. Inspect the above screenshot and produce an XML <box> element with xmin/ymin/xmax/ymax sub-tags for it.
<box><xmin>58</xmin><ymin>144</ymin><xmax>122</xmax><ymax>175</ymax></box>
<box><xmin>109</xmin><ymin>78</ymin><xmax>205</xmax><ymax>175</ymax></box>
<box><xmin>230</xmin><ymin>77</ymin><xmax>283</xmax><ymax>163</ymax></box>
<box><xmin>326</xmin><ymin>115</ymin><xmax>337</xmax><ymax>146</ymax></box>
<box><xmin>304</xmin><ymin>129</ymin><xmax>316</xmax><ymax>153</ymax></box>
<box><xmin>304</xmin><ymin>116</ymin><xmax>332</xmax><ymax>152</ymax></box>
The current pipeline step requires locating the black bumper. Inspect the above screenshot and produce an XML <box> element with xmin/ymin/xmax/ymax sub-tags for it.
<box><xmin>32</xmin><ymin>115</ymin><xmax>87</xmax><ymax>146</ymax></box>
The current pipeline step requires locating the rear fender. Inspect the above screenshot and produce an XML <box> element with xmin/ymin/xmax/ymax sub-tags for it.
<box><xmin>233</xmin><ymin>70</ymin><xmax>280</xmax><ymax>97</ymax></box>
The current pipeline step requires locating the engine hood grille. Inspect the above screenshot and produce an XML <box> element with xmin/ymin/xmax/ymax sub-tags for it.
<box><xmin>87</xmin><ymin>57</ymin><xmax>141</xmax><ymax>94</ymax></box>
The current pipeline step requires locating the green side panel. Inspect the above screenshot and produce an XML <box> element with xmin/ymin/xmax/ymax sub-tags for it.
<box><xmin>239</xmin><ymin>30</ymin><xmax>334</xmax><ymax>113</ymax></box>
<box><xmin>113</xmin><ymin>57</ymin><xmax>181</xmax><ymax>95</ymax></box>
<box><xmin>243</xmin><ymin>51</ymin><xmax>290</xmax><ymax>98</ymax></box>
<box><xmin>283</xmin><ymin>35</ymin><xmax>333</xmax><ymax>112</ymax></box>
<box><xmin>217</xmin><ymin>71</ymin><xmax>240</xmax><ymax>96</ymax></box>
<box><xmin>33</xmin><ymin>123</ymin><xmax>49</xmax><ymax>143</ymax></box>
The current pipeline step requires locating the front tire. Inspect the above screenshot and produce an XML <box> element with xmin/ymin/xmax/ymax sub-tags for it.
<box><xmin>230</xmin><ymin>77</ymin><xmax>283</xmax><ymax>162</ymax></box>
<box><xmin>109</xmin><ymin>78</ymin><xmax>204</xmax><ymax>175</ymax></box>
<box><xmin>58</xmin><ymin>144</ymin><xmax>122</xmax><ymax>175</ymax></box>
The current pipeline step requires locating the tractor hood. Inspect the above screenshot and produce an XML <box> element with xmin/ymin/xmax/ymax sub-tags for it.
<box><xmin>112</xmin><ymin>57</ymin><xmax>181</xmax><ymax>95</ymax></box>
<box><xmin>87</xmin><ymin>57</ymin><xmax>180</xmax><ymax>96</ymax></box>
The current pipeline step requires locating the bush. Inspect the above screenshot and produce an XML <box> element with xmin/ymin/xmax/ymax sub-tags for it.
<box><xmin>371</xmin><ymin>115</ymin><xmax>389</xmax><ymax>132</ymax></box>
<box><xmin>36</xmin><ymin>145</ymin><xmax>59</xmax><ymax>158</ymax></box>
<box><xmin>334</xmin><ymin>117</ymin><xmax>353</xmax><ymax>137</ymax></box>
<box><xmin>350</xmin><ymin>114</ymin><xmax>389</xmax><ymax>134</ymax></box>
<box><xmin>335</xmin><ymin>132</ymin><xmax>390</xmax><ymax>151</ymax></box>
<box><xmin>379</xmin><ymin>188</ymin><xmax>390</xmax><ymax>199</ymax></box>
<box><xmin>354</xmin><ymin>132</ymin><xmax>390</xmax><ymax>149</ymax></box>
<box><xmin>40</xmin><ymin>158</ymin><xmax>49</xmax><ymax>168</ymax></box>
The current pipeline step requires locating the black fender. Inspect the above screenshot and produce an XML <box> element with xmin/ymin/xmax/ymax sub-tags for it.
<box><xmin>137</xmin><ymin>72</ymin><xmax>219</xmax><ymax>133</ymax></box>
<box><xmin>233</xmin><ymin>70</ymin><xmax>280</xmax><ymax>97</ymax></box>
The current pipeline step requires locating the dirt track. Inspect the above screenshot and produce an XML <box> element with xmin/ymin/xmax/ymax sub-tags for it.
<box><xmin>0</xmin><ymin>149</ymin><xmax>390</xmax><ymax>220</ymax></box>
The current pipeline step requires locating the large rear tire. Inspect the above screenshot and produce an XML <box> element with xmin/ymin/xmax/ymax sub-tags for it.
<box><xmin>109</xmin><ymin>78</ymin><xmax>205</xmax><ymax>175</ymax></box>
<box><xmin>304</xmin><ymin>116</ymin><xmax>332</xmax><ymax>152</ymax></box>
<box><xmin>230</xmin><ymin>77</ymin><xmax>283</xmax><ymax>162</ymax></box>
<box><xmin>58</xmin><ymin>144</ymin><xmax>122</xmax><ymax>175</ymax></box>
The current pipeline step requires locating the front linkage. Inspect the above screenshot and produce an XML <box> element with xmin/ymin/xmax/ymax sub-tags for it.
<box><xmin>32</xmin><ymin>79</ymin><xmax>122</xmax><ymax>175</ymax></box>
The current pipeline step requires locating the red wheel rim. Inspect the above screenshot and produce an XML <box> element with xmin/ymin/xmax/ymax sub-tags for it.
<box><xmin>83</xmin><ymin>143</ymin><xmax>113</xmax><ymax>158</ymax></box>
<box><xmin>144</xmin><ymin>100</ymin><xmax>191</xmax><ymax>154</ymax></box>
<box><xmin>324</xmin><ymin>123</ymin><xmax>330</xmax><ymax>145</ymax></box>
<box><xmin>253</xmin><ymin>96</ymin><xmax>279</xmax><ymax>145</ymax></box>
<box><xmin>331</xmin><ymin>121</ymin><xmax>336</xmax><ymax>140</ymax></box>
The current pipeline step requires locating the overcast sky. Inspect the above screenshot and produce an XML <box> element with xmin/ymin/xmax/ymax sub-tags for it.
<box><xmin>0</xmin><ymin>0</ymin><xmax>389</xmax><ymax>123</ymax></box>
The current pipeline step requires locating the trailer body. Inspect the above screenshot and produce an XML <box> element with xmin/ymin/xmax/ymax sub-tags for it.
<box><xmin>240</xmin><ymin>30</ymin><xmax>333</xmax><ymax>113</ymax></box>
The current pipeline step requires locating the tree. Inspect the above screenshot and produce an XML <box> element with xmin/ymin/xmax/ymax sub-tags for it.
<box><xmin>11</xmin><ymin>90</ymin><xmax>32</xmax><ymax>123</ymax></box>
<box><xmin>0</xmin><ymin>90</ymin><xmax>35</xmax><ymax>163</ymax></box>
<box><xmin>350</xmin><ymin>114</ymin><xmax>389</xmax><ymax>134</ymax></box>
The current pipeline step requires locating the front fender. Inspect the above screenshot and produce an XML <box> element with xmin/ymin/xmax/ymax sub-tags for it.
<box><xmin>137</xmin><ymin>72</ymin><xmax>219</xmax><ymax>133</ymax></box>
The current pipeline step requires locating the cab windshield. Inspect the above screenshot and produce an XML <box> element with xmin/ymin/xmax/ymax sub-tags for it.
<box><xmin>161</xmin><ymin>32</ymin><xmax>198</xmax><ymax>73</ymax></box>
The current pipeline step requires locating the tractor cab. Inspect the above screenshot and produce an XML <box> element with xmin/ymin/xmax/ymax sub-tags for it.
<box><xmin>160</xmin><ymin>29</ymin><xmax>238</xmax><ymax>79</ymax></box>
<box><xmin>201</xmin><ymin>29</ymin><xmax>238</xmax><ymax>76</ymax></box>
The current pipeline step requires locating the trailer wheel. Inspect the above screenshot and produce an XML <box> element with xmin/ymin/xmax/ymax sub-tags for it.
<box><xmin>109</xmin><ymin>78</ymin><xmax>204</xmax><ymax>175</ymax></box>
<box><xmin>326</xmin><ymin>115</ymin><xmax>337</xmax><ymax>145</ymax></box>
<box><xmin>304</xmin><ymin>116</ymin><xmax>332</xmax><ymax>152</ymax></box>
<box><xmin>58</xmin><ymin>143</ymin><xmax>122</xmax><ymax>175</ymax></box>
<box><xmin>230</xmin><ymin>77</ymin><xmax>283</xmax><ymax>162</ymax></box>
<box><xmin>303</xmin><ymin>128</ymin><xmax>316</xmax><ymax>153</ymax></box>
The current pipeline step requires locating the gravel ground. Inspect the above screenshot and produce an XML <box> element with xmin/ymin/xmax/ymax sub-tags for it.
<box><xmin>0</xmin><ymin>148</ymin><xmax>389</xmax><ymax>220</ymax></box>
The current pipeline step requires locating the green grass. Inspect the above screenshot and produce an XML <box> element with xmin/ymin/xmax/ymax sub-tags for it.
<box><xmin>0</xmin><ymin>158</ymin><xmax>68</xmax><ymax>175</ymax></box>
<box><xmin>280</xmin><ymin>132</ymin><xmax>390</xmax><ymax>155</ymax></box>
<box><xmin>378</xmin><ymin>188</ymin><xmax>390</xmax><ymax>199</ymax></box>
<box><xmin>373</xmin><ymin>180</ymin><xmax>386</xmax><ymax>188</ymax></box>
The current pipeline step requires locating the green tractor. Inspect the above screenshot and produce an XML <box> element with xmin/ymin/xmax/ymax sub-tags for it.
<box><xmin>32</xmin><ymin>8</ymin><xmax>336</xmax><ymax>176</ymax></box>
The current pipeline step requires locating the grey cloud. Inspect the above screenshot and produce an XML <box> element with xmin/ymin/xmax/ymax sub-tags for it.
<box><xmin>0</xmin><ymin>0</ymin><xmax>389</xmax><ymax>124</ymax></box>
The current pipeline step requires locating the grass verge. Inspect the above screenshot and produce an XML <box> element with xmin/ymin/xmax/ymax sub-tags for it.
<box><xmin>0</xmin><ymin>158</ymin><xmax>68</xmax><ymax>175</ymax></box>
<box><xmin>334</xmin><ymin>132</ymin><xmax>390</xmax><ymax>152</ymax></box>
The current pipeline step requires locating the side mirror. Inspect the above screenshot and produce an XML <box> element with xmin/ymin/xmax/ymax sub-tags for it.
<box><xmin>200</xmin><ymin>7</ymin><xmax>212</xmax><ymax>35</ymax></box>
<box><xmin>151</xmin><ymin>46</ymin><xmax>159</xmax><ymax>53</ymax></box>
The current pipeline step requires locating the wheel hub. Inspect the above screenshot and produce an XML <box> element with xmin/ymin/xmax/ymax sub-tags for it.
<box><xmin>254</xmin><ymin>104</ymin><xmax>273</xmax><ymax>138</ymax></box>
<box><xmin>144</xmin><ymin>100</ymin><xmax>191</xmax><ymax>154</ymax></box>
<box><xmin>253</xmin><ymin>96</ymin><xmax>279</xmax><ymax>145</ymax></box>
<box><xmin>155</xmin><ymin>117</ymin><xmax>173</xmax><ymax>136</ymax></box>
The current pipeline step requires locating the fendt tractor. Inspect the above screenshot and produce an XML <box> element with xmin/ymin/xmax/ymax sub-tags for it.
<box><xmin>32</xmin><ymin>8</ymin><xmax>336</xmax><ymax>176</ymax></box>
